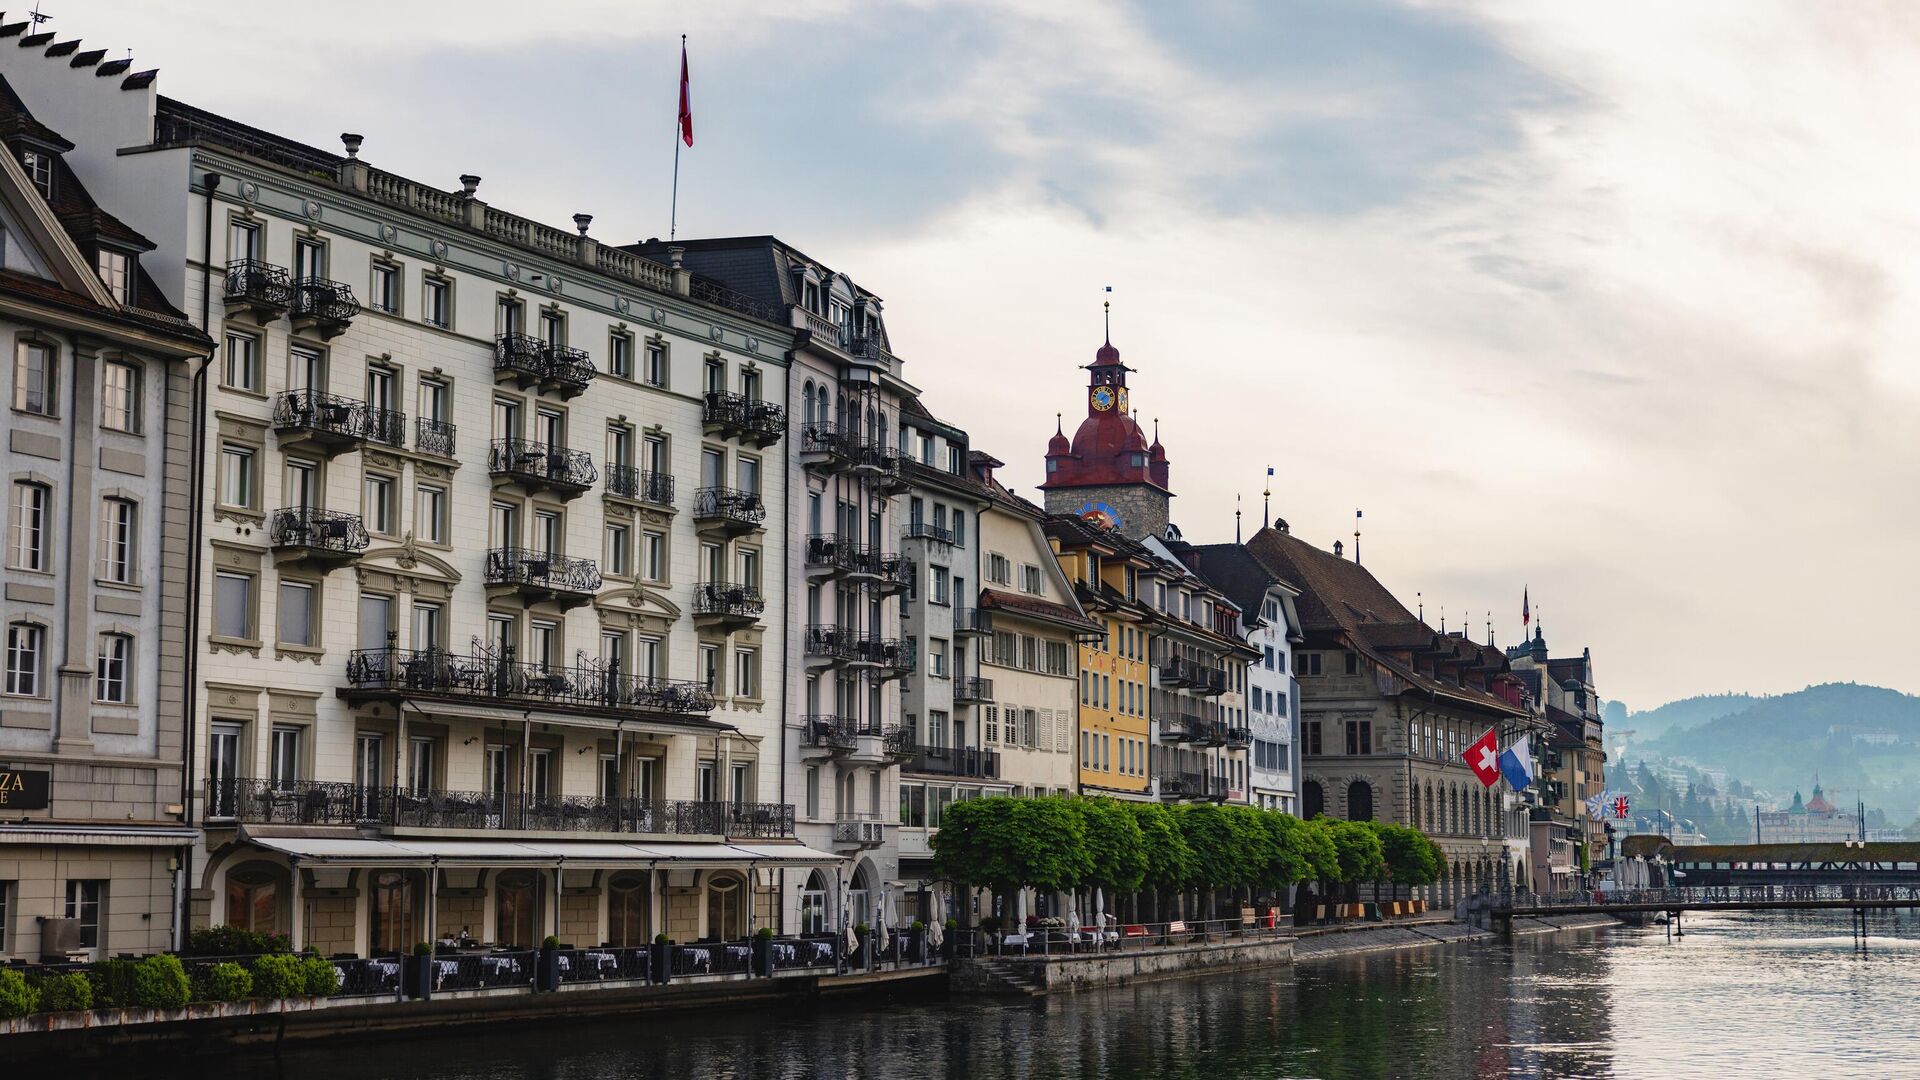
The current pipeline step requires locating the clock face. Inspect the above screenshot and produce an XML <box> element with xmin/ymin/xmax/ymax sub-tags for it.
<box><xmin>1078</xmin><ymin>500</ymin><xmax>1123</xmax><ymax>530</ymax></box>
<box><xmin>1116</xmin><ymin>387</ymin><xmax>1129</xmax><ymax>413</ymax></box>
<box><xmin>1090</xmin><ymin>386</ymin><xmax>1115</xmax><ymax>411</ymax></box>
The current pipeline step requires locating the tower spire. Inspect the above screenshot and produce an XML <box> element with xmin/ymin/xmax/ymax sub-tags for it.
<box><xmin>1354</xmin><ymin>509</ymin><xmax>1363</xmax><ymax>566</ymax></box>
<box><xmin>1235</xmin><ymin>495</ymin><xmax>1242</xmax><ymax>544</ymax></box>
<box><xmin>1103</xmin><ymin>285</ymin><xmax>1112</xmax><ymax>343</ymax></box>
<box><xmin>1262</xmin><ymin>466</ymin><xmax>1272</xmax><ymax>530</ymax></box>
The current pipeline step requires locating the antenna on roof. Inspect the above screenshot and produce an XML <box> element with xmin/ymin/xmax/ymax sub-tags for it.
<box><xmin>27</xmin><ymin>2</ymin><xmax>50</xmax><ymax>31</ymax></box>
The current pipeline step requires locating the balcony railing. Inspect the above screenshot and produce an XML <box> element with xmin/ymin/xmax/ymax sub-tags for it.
<box><xmin>1161</xmin><ymin>772</ymin><xmax>1229</xmax><ymax>801</ymax></box>
<box><xmin>857</xmin><ymin>636</ymin><xmax>914</xmax><ymax>677</ymax></box>
<box><xmin>345</xmin><ymin>645</ymin><xmax>714</xmax><ymax>717</ymax></box>
<box><xmin>272</xmin><ymin>389</ymin><xmax>406</xmax><ymax>451</ymax></box>
<box><xmin>269</xmin><ymin>506</ymin><xmax>369</xmax><ymax>560</ymax></box>
<box><xmin>833</xmin><ymin>815</ymin><xmax>887</xmax><ymax>847</ymax></box>
<box><xmin>702</xmin><ymin>391</ymin><xmax>786</xmax><ymax>446</ymax></box>
<box><xmin>881</xmin><ymin>725</ymin><xmax>916</xmax><ymax>759</ymax></box>
<box><xmin>1158</xmin><ymin>711</ymin><xmax>1209</xmax><ymax>742</ymax></box>
<box><xmin>290</xmin><ymin>277</ymin><xmax>360</xmax><ymax>337</ymax></box>
<box><xmin>484</xmin><ymin>547</ymin><xmax>603</xmax><ymax>600</ymax></box>
<box><xmin>805</xmin><ymin>535</ymin><xmax>911</xmax><ymax>589</ymax></box>
<box><xmin>1158</xmin><ymin>660</ymin><xmax>1193</xmax><ymax>687</ymax></box>
<box><xmin>692</xmin><ymin>581</ymin><xmax>764</xmax><ymax>622</ymax></box>
<box><xmin>803</xmin><ymin>715</ymin><xmax>859</xmax><ymax>751</ymax></box>
<box><xmin>692</xmin><ymin>486</ymin><xmax>766</xmax><ymax>532</ymax></box>
<box><xmin>494</xmin><ymin>334</ymin><xmax>595</xmax><ymax>397</ymax></box>
<box><xmin>804</xmin><ymin>624</ymin><xmax>862</xmax><ymax>664</ymax></box>
<box><xmin>906</xmin><ymin>746</ymin><xmax>1000</xmax><ymax>779</ymax></box>
<box><xmin>953</xmin><ymin>677</ymin><xmax>993</xmax><ymax>704</ymax></box>
<box><xmin>414</xmin><ymin>417</ymin><xmax>456</xmax><ymax>458</ymax></box>
<box><xmin>495</xmin><ymin>332</ymin><xmax>547</xmax><ymax>381</ymax></box>
<box><xmin>606</xmin><ymin>464</ymin><xmax>674</xmax><ymax>506</ymax></box>
<box><xmin>223</xmin><ymin>258</ymin><xmax>292</xmax><ymax>317</ymax></box>
<box><xmin>204</xmin><ymin>778</ymin><xmax>791</xmax><ymax>836</ymax></box>
<box><xmin>544</xmin><ymin>344</ymin><xmax>595</xmax><ymax>397</ymax></box>
<box><xmin>954</xmin><ymin>608</ymin><xmax>992</xmax><ymax>635</ymax></box>
<box><xmin>489</xmin><ymin>438</ymin><xmax>598</xmax><ymax>496</ymax></box>
<box><xmin>904</xmin><ymin>521</ymin><xmax>955</xmax><ymax>545</ymax></box>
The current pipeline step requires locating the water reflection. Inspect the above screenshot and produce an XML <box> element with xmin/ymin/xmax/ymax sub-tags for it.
<box><xmin>75</xmin><ymin>912</ymin><xmax>1920</xmax><ymax>1080</ymax></box>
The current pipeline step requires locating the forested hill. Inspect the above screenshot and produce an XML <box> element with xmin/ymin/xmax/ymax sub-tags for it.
<box><xmin>1621</xmin><ymin>693</ymin><xmax>1757</xmax><ymax>739</ymax></box>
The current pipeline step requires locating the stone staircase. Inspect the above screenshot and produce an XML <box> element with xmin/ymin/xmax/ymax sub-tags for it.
<box><xmin>956</xmin><ymin>957</ymin><xmax>1047</xmax><ymax>997</ymax></box>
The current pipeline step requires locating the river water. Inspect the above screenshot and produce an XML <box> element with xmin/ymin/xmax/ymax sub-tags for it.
<box><xmin>107</xmin><ymin>910</ymin><xmax>1920</xmax><ymax>1079</ymax></box>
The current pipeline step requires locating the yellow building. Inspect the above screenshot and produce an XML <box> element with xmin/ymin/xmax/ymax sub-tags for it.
<box><xmin>1047</xmin><ymin>518</ymin><xmax>1156</xmax><ymax>798</ymax></box>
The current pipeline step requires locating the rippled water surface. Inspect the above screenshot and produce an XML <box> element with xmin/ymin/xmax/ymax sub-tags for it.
<box><xmin>103</xmin><ymin>911</ymin><xmax>1920</xmax><ymax>1079</ymax></box>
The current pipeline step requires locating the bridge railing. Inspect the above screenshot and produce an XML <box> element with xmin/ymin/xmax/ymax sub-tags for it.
<box><xmin>1493</xmin><ymin>883</ymin><xmax>1920</xmax><ymax>911</ymax></box>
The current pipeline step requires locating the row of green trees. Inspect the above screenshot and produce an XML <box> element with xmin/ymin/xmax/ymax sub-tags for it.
<box><xmin>931</xmin><ymin>796</ymin><xmax>1446</xmax><ymax>910</ymax></box>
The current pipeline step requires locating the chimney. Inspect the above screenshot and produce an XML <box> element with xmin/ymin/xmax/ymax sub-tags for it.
<box><xmin>1332</xmin><ymin>540</ymin><xmax>1344</xmax><ymax>559</ymax></box>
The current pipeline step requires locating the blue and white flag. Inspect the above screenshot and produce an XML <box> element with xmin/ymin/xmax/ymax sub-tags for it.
<box><xmin>1498</xmin><ymin>740</ymin><xmax>1534</xmax><ymax>792</ymax></box>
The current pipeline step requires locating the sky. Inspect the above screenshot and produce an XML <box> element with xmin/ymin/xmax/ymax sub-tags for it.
<box><xmin>63</xmin><ymin>0</ymin><xmax>1920</xmax><ymax>709</ymax></box>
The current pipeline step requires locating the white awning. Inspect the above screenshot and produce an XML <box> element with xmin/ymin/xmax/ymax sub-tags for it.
<box><xmin>0</xmin><ymin>825</ymin><xmax>199</xmax><ymax>847</ymax></box>
<box><xmin>245</xmin><ymin>835</ymin><xmax>842</xmax><ymax>868</ymax></box>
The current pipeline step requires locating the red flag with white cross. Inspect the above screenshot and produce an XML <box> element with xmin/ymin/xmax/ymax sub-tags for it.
<box><xmin>1464</xmin><ymin>727</ymin><xmax>1501</xmax><ymax>788</ymax></box>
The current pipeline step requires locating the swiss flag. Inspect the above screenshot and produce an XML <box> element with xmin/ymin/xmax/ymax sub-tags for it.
<box><xmin>1464</xmin><ymin>727</ymin><xmax>1501</xmax><ymax>788</ymax></box>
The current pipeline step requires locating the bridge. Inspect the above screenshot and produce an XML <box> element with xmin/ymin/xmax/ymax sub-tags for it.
<box><xmin>1484</xmin><ymin>840</ymin><xmax>1920</xmax><ymax>934</ymax></box>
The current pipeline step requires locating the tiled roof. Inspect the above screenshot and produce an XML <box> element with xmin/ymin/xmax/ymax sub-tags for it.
<box><xmin>1185</xmin><ymin>543</ymin><xmax>1298</xmax><ymax>624</ymax></box>
<box><xmin>978</xmin><ymin>588</ymin><xmax>1102</xmax><ymax>634</ymax></box>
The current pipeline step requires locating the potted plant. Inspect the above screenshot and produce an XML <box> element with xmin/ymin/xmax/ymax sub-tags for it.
<box><xmin>943</xmin><ymin>917</ymin><xmax>960</xmax><ymax>960</ymax></box>
<box><xmin>537</xmin><ymin>935</ymin><xmax>564</xmax><ymax>992</ymax></box>
<box><xmin>751</xmin><ymin>926</ymin><xmax>777</xmax><ymax>976</ymax></box>
<box><xmin>852</xmin><ymin>922</ymin><xmax>871</xmax><ymax>968</ymax></box>
<box><xmin>651</xmin><ymin>934</ymin><xmax>674</xmax><ymax>984</ymax></box>
<box><xmin>404</xmin><ymin>941</ymin><xmax>434</xmax><ymax>999</ymax></box>
<box><xmin>905</xmin><ymin>920</ymin><xmax>927</xmax><ymax>963</ymax></box>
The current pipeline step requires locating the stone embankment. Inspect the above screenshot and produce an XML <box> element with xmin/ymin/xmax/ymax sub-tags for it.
<box><xmin>1293</xmin><ymin>912</ymin><xmax>1620</xmax><ymax>962</ymax></box>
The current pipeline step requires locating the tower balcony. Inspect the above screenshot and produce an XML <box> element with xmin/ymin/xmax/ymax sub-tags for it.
<box><xmin>272</xmin><ymin>390</ymin><xmax>406</xmax><ymax>456</ymax></box>
<box><xmin>268</xmin><ymin>506</ymin><xmax>369</xmax><ymax>567</ymax></box>
<box><xmin>289</xmin><ymin>277</ymin><xmax>360</xmax><ymax>339</ymax></box>
<box><xmin>691</xmin><ymin>581</ymin><xmax>764</xmax><ymax>631</ymax></box>
<box><xmin>489</xmin><ymin>438</ymin><xmax>597</xmax><ymax>499</ymax></box>
<box><xmin>702</xmin><ymin>391</ymin><xmax>786</xmax><ymax>447</ymax></box>
<box><xmin>223</xmin><ymin>259</ymin><xmax>292</xmax><ymax>323</ymax></box>
<box><xmin>692</xmin><ymin>486</ymin><xmax>766</xmax><ymax>536</ymax></box>
<box><xmin>483</xmin><ymin>547</ymin><xmax>602</xmax><ymax>608</ymax></box>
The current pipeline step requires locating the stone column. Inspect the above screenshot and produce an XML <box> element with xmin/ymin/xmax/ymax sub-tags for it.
<box><xmin>55</xmin><ymin>341</ymin><xmax>100</xmax><ymax>753</ymax></box>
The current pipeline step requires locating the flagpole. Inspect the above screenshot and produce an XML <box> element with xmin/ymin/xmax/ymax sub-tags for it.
<box><xmin>671</xmin><ymin>34</ymin><xmax>686</xmax><ymax>242</ymax></box>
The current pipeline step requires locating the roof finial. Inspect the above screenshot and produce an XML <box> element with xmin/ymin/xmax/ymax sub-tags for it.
<box><xmin>1417</xmin><ymin>592</ymin><xmax>1423</xmax><ymax>622</ymax></box>
<box><xmin>1441</xmin><ymin>605</ymin><xmax>1446</xmax><ymax>633</ymax></box>
<box><xmin>28</xmin><ymin>2</ymin><xmax>52</xmax><ymax>32</ymax></box>
<box><xmin>1055</xmin><ymin>411</ymin><xmax>1062</xmax><ymax>435</ymax></box>
<box><xmin>1235</xmin><ymin>495</ymin><xmax>1242</xmax><ymax>544</ymax></box>
<box><xmin>1262</xmin><ymin>466</ymin><xmax>1272</xmax><ymax>531</ymax></box>
<box><xmin>1353</xmin><ymin>508</ymin><xmax>1363</xmax><ymax>566</ymax></box>
<box><xmin>1103</xmin><ymin>285</ymin><xmax>1112</xmax><ymax>343</ymax></box>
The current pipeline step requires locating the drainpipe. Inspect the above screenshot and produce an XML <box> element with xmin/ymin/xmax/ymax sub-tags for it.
<box><xmin>777</xmin><ymin>351</ymin><xmax>795</xmax><ymax>934</ymax></box>
<box><xmin>177</xmin><ymin>167</ymin><xmax>222</xmax><ymax>950</ymax></box>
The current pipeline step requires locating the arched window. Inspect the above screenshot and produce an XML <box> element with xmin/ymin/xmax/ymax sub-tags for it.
<box><xmin>802</xmin><ymin>380</ymin><xmax>815</xmax><ymax>427</ymax></box>
<box><xmin>1409</xmin><ymin>783</ymin><xmax>1420</xmax><ymax>830</ymax></box>
<box><xmin>1347</xmin><ymin>780</ymin><xmax>1373</xmax><ymax>821</ymax></box>
<box><xmin>800</xmin><ymin>870</ymin><xmax>829</xmax><ymax>935</ymax></box>
<box><xmin>1301</xmin><ymin>780</ymin><xmax>1324</xmax><ymax>820</ymax></box>
<box><xmin>1471</xmin><ymin>792</ymin><xmax>1481</xmax><ymax>837</ymax></box>
<box><xmin>369</xmin><ymin>870</ymin><xmax>417</xmax><ymax>956</ymax></box>
<box><xmin>608</xmin><ymin>871</ymin><xmax>650</xmax><ymax>947</ymax></box>
<box><xmin>224</xmin><ymin>861</ymin><xmax>284</xmax><ymax>935</ymax></box>
<box><xmin>494</xmin><ymin>869</ymin><xmax>541</xmax><ymax>948</ymax></box>
<box><xmin>705</xmin><ymin>872</ymin><xmax>746</xmax><ymax>941</ymax></box>
<box><xmin>1425</xmin><ymin>782</ymin><xmax>1436</xmax><ymax>832</ymax></box>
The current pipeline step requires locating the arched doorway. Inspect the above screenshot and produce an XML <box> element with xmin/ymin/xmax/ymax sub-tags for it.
<box><xmin>848</xmin><ymin>862</ymin><xmax>873</xmax><ymax>929</ymax></box>
<box><xmin>705</xmin><ymin>872</ymin><xmax>747</xmax><ymax>941</ymax></box>
<box><xmin>224</xmin><ymin>860</ymin><xmax>288</xmax><ymax>936</ymax></box>
<box><xmin>368</xmin><ymin>869</ymin><xmax>421</xmax><ymax>956</ymax></box>
<box><xmin>1301</xmin><ymin>780</ymin><xmax>1324</xmax><ymax>820</ymax></box>
<box><xmin>607</xmin><ymin>871</ymin><xmax>651</xmax><ymax>947</ymax></box>
<box><xmin>800</xmin><ymin>870</ymin><xmax>829</xmax><ymax>935</ymax></box>
<box><xmin>494</xmin><ymin>869</ymin><xmax>545</xmax><ymax>947</ymax></box>
<box><xmin>1346</xmin><ymin>781</ymin><xmax>1373</xmax><ymax>821</ymax></box>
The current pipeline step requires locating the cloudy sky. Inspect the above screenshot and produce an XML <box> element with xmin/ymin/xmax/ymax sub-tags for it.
<box><xmin>77</xmin><ymin>0</ymin><xmax>1920</xmax><ymax>708</ymax></box>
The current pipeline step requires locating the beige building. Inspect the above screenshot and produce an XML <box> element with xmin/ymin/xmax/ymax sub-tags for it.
<box><xmin>0</xmin><ymin>76</ymin><xmax>209</xmax><ymax>959</ymax></box>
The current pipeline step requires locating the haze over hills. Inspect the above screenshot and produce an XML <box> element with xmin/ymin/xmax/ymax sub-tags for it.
<box><xmin>1629</xmin><ymin>684</ymin><xmax>1920</xmax><ymax>824</ymax></box>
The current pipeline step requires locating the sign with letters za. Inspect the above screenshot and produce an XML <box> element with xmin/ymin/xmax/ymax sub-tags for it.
<box><xmin>0</xmin><ymin>769</ymin><xmax>50</xmax><ymax>810</ymax></box>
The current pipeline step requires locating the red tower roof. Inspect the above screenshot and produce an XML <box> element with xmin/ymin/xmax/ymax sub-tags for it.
<box><xmin>1040</xmin><ymin>337</ymin><xmax>1169</xmax><ymax>493</ymax></box>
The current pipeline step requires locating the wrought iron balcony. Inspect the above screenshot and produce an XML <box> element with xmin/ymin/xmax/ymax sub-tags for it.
<box><xmin>832</xmin><ymin>814</ymin><xmax>887</xmax><ymax>848</ymax></box>
<box><xmin>415</xmin><ymin>417</ymin><xmax>457</xmax><ymax>458</ymax></box>
<box><xmin>606</xmin><ymin>464</ymin><xmax>674</xmax><ymax>506</ymax></box>
<box><xmin>867</xmin><ymin>550</ymin><xmax>912</xmax><ymax>592</ymax></box>
<box><xmin>484</xmin><ymin>547</ymin><xmax>603</xmax><ymax>606</ymax></box>
<box><xmin>805</xmin><ymin>533</ymin><xmax>860</xmax><ymax>576</ymax></box>
<box><xmin>702</xmin><ymin>391</ymin><xmax>786</xmax><ymax>447</ymax></box>
<box><xmin>289</xmin><ymin>277</ymin><xmax>360</xmax><ymax>339</ymax></box>
<box><xmin>881</xmin><ymin>725</ymin><xmax>916</xmax><ymax>760</ymax></box>
<box><xmin>272</xmin><ymin>390</ymin><xmax>406</xmax><ymax>454</ymax></box>
<box><xmin>906</xmin><ymin>746</ymin><xmax>1001</xmax><ymax>779</ymax></box>
<box><xmin>804</xmin><ymin>624</ymin><xmax>862</xmax><ymax>665</ymax></box>
<box><xmin>204</xmin><ymin>777</ymin><xmax>790</xmax><ymax>836</ymax></box>
<box><xmin>1158</xmin><ymin>711</ymin><xmax>1209</xmax><ymax>742</ymax></box>
<box><xmin>692</xmin><ymin>486</ymin><xmax>766</xmax><ymax>535</ymax></box>
<box><xmin>1160</xmin><ymin>772</ymin><xmax>1228</xmax><ymax>802</ymax></box>
<box><xmin>798</xmin><ymin>422</ymin><xmax>853</xmax><ymax>471</ymax></box>
<box><xmin>858</xmin><ymin>636</ymin><xmax>914</xmax><ymax>679</ymax></box>
<box><xmin>1157</xmin><ymin>660</ymin><xmax>1194</xmax><ymax>688</ymax></box>
<box><xmin>904</xmin><ymin>521</ymin><xmax>955</xmax><ymax>545</ymax></box>
<box><xmin>954</xmin><ymin>607</ymin><xmax>992</xmax><ymax>636</ymax></box>
<box><xmin>803</xmin><ymin>715</ymin><xmax>859</xmax><ymax>752</ymax></box>
<box><xmin>344</xmin><ymin>643</ymin><xmax>715</xmax><ymax>718</ymax></box>
<box><xmin>269</xmin><ymin>506</ymin><xmax>369</xmax><ymax>565</ymax></box>
<box><xmin>1197</xmin><ymin>666</ymin><xmax>1229</xmax><ymax>696</ymax></box>
<box><xmin>223</xmin><ymin>259</ymin><xmax>292</xmax><ymax>321</ymax></box>
<box><xmin>1215</xmin><ymin>723</ymin><xmax>1253</xmax><ymax>749</ymax></box>
<box><xmin>493</xmin><ymin>334</ymin><xmax>596</xmax><ymax>397</ymax></box>
<box><xmin>489</xmin><ymin>438</ymin><xmax>598</xmax><ymax>498</ymax></box>
<box><xmin>953</xmin><ymin>677</ymin><xmax>994</xmax><ymax>704</ymax></box>
<box><xmin>851</xmin><ymin>443</ymin><xmax>906</xmax><ymax>491</ymax></box>
<box><xmin>692</xmin><ymin>581</ymin><xmax>764</xmax><ymax>628</ymax></box>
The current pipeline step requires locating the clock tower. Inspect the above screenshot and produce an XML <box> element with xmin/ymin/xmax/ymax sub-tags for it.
<box><xmin>1039</xmin><ymin>336</ymin><xmax>1171</xmax><ymax>540</ymax></box>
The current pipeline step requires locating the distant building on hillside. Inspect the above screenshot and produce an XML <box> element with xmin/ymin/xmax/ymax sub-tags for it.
<box><xmin>1751</xmin><ymin>784</ymin><xmax>1863</xmax><ymax>843</ymax></box>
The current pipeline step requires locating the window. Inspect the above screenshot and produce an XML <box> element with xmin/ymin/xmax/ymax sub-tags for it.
<box><xmin>1299</xmin><ymin>652</ymin><xmax>1322</xmax><ymax>677</ymax></box>
<box><xmin>278</xmin><ymin>581</ymin><xmax>315</xmax><ymax>647</ymax></box>
<box><xmin>13</xmin><ymin>339</ymin><xmax>54</xmax><ymax>414</ymax></box>
<box><xmin>422</xmin><ymin>275</ymin><xmax>451</xmax><ymax>328</ymax></box>
<box><xmin>94</xmin><ymin>633</ymin><xmax>132</xmax><ymax>703</ymax></box>
<box><xmin>214</xmin><ymin>572</ymin><xmax>254</xmax><ymax>640</ymax></box>
<box><xmin>931</xmin><ymin>566</ymin><xmax>950</xmax><ymax>605</ymax></box>
<box><xmin>740</xmin><ymin>366</ymin><xmax>761</xmax><ymax>402</ymax></box>
<box><xmin>805</xmin><ymin>766</ymin><xmax>820</xmax><ymax>818</ymax></box>
<box><xmin>640</xmin><ymin>530</ymin><xmax>665</xmax><ymax>582</ymax></box>
<box><xmin>704</xmin><ymin>358</ymin><xmax>724</xmax><ymax>396</ymax></box>
<box><xmin>609</xmin><ymin>331</ymin><xmax>634</xmax><ymax>379</ymax></box>
<box><xmin>1304</xmin><ymin>720</ymin><xmax>1322</xmax><ymax>756</ymax></box>
<box><xmin>700</xmin><ymin>643</ymin><xmax>720</xmax><ymax>694</ymax></box>
<box><xmin>98</xmin><ymin>495</ymin><xmax>136</xmax><ymax>580</ymax></box>
<box><xmin>736</xmin><ymin>455</ymin><xmax>760</xmax><ymax>495</ymax></box>
<box><xmin>739</xmin><ymin>547</ymin><xmax>760</xmax><ymax>590</ymax></box>
<box><xmin>9</xmin><ymin>482</ymin><xmax>48</xmax><ymax>571</ymax></box>
<box><xmin>917</xmin><ymin>433</ymin><xmax>934</xmax><ymax>465</ymax></box>
<box><xmin>96</xmin><ymin>248</ymin><xmax>131</xmax><ymax>303</ymax></box>
<box><xmin>369</xmin><ymin>261</ymin><xmax>399</xmax><ymax>313</ymax></box>
<box><xmin>539</xmin><ymin>309</ymin><xmax>565</xmax><ymax>346</ymax></box>
<box><xmin>294</xmin><ymin>236</ymin><xmax>326</xmax><ymax>280</ymax></box>
<box><xmin>219</xmin><ymin>443</ymin><xmax>256</xmax><ymax>509</ymax></box>
<box><xmin>65</xmin><ymin>881</ymin><xmax>104</xmax><ymax>948</ymax></box>
<box><xmin>1345</xmin><ymin>651</ymin><xmax>1359</xmax><ymax>676</ymax></box>
<box><xmin>930</xmin><ymin>639</ymin><xmax>948</xmax><ymax>678</ymax></box>
<box><xmin>271</xmin><ymin>726</ymin><xmax>301</xmax><ymax>791</ymax></box>
<box><xmin>1345</xmin><ymin>720</ymin><xmax>1371</xmax><ymax>755</ymax></box>
<box><xmin>364</xmin><ymin>473</ymin><xmax>395</xmax><ymax>535</ymax></box>
<box><xmin>497</xmin><ymin>296</ymin><xmax>524</xmax><ymax>336</ymax></box>
<box><xmin>222</xmin><ymin>330</ymin><xmax>259</xmax><ymax>392</ymax></box>
<box><xmin>410</xmin><ymin>736</ymin><xmax>436</xmax><ymax>795</ymax></box>
<box><xmin>643</xmin><ymin>341</ymin><xmax>667</xmax><ymax>388</ymax></box>
<box><xmin>415</xmin><ymin>484</ymin><xmax>446</xmax><ymax>544</ymax></box>
<box><xmin>4</xmin><ymin>623</ymin><xmax>43</xmax><ymax>696</ymax></box>
<box><xmin>19</xmin><ymin>148</ymin><xmax>51</xmax><ymax>197</ymax></box>
<box><xmin>952</xmin><ymin>511</ymin><xmax>965</xmax><ymax>547</ymax></box>
<box><xmin>412</xmin><ymin>602</ymin><xmax>443</xmax><ymax>651</ymax></box>
<box><xmin>101</xmin><ymin>361</ymin><xmax>139</xmax><ymax>433</ymax></box>
<box><xmin>605</xmin><ymin>523</ymin><xmax>631</xmax><ymax>576</ymax></box>
<box><xmin>735</xmin><ymin>648</ymin><xmax>760</xmax><ymax>699</ymax></box>
<box><xmin>948</xmin><ymin>444</ymin><xmax>964</xmax><ymax>475</ymax></box>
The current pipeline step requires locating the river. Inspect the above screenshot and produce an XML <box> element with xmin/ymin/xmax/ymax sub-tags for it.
<box><xmin>95</xmin><ymin>910</ymin><xmax>1920</xmax><ymax>1079</ymax></box>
